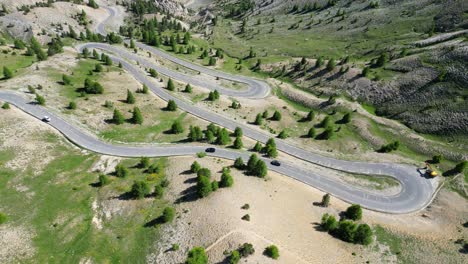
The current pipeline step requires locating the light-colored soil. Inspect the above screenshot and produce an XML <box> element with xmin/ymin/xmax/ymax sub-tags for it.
<box><xmin>148</xmin><ymin>156</ymin><xmax>384</xmax><ymax>264</ymax></box>
<box><xmin>0</xmin><ymin>225</ymin><xmax>36</xmax><ymax>263</ymax></box>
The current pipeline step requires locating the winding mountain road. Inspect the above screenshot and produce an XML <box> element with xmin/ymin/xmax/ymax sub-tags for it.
<box><xmin>0</xmin><ymin>5</ymin><xmax>437</xmax><ymax>213</ymax></box>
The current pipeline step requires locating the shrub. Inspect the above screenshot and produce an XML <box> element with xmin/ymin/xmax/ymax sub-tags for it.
<box><xmin>239</xmin><ymin>243</ymin><xmax>255</xmax><ymax>257</ymax></box>
<box><xmin>345</xmin><ymin>204</ymin><xmax>362</xmax><ymax>221</ymax></box>
<box><xmin>228</xmin><ymin>250</ymin><xmax>240</xmax><ymax>264</ymax></box>
<box><xmin>322</xmin><ymin>193</ymin><xmax>330</xmax><ymax>207</ymax></box>
<box><xmin>197</xmin><ymin>168</ymin><xmax>211</xmax><ymax>178</ymax></box>
<box><xmin>277</xmin><ymin>130</ymin><xmax>288</xmax><ymax>139</ymax></box>
<box><xmin>334</xmin><ymin>220</ymin><xmax>357</xmax><ymax>243</ymax></box>
<box><xmin>253</xmin><ymin>142</ymin><xmax>263</xmax><ymax>152</ymax></box>
<box><xmin>320</xmin><ymin>116</ymin><xmax>332</xmax><ymax>128</ymax></box>
<box><xmin>234</xmin><ymin>127</ymin><xmax>243</xmax><ymax>137</ymax></box>
<box><xmin>115</xmin><ymin>163</ymin><xmax>129</xmax><ymax>178</ymax></box>
<box><xmin>318</xmin><ymin>126</ymin><xmax>334</xmax><ymax>140</ymax></box>
<box><xmin>98</xmin><ymin>174</ymin><xmax>111</xmax><ymax>186</ymax></box>
<box><xmin>94</xmin><ymin>63</ymin><xmax>103</xmax><ymax>72</ymax></box>
<box><xmin>154</xmin><ymin>185</ymin><xmax>164</xmax><ymax>198</ymax></box>
<box><xmin>186</xmin><ymin>247</ymin><xmax>208</xmax><ymax>264</ymax></box>
<box><xmin>68</xmin><ymin>101</ymin><xmax>77</xmax><ymax>110</ymax></box>
<box><xmin>272</xmin><ymin>110</ymin><xmax>282</xmax><ymax>121</ymax></box>
<box><xmin>167</xmin><ymin>78</ymin><xmax>175</xmax><ymax>91</ymax></box>
<box><xmin>184</xmin><ymin>84</ymin><xmax>192</xmax><ymax>93</ymax></box>
<box><xmin>162</xmin><ymin>207</ymin><xmax>175</xmax><ymax>223</ymax></box>
<box><xmin>432</xmin><ymin>154</ymin><xmax>443</xmax><ymax>164</ymax></box>
<box><xmin>454</xmin><ymin>161</ymin><xmax>468</xmax><ymax>174</ymax></box>
<box><xmin>191</xmin><ymin>161</ymin><xmax>201</xmax><ymax>173</ymax></box>
<box><xmin>0</xmin><ymin>213</ymin><xmax>7</xmax><ymax>225</ymax></box>
<box><xmin>305</xmin><ymin>110</ymin><xmax>315</xmax><ymax>121</ymax></box>
<box><xmin>166</xmin><ymin>100</ymin><xmax>177</xmax><ymax>111</ymax></box>
<box><xmin>320</xmin><ymin>213</ymin><xmax>338</xmax><ymax>231</ymax></box>
<box><xmin>36</xmin><ymin>94</ymin><xmax>46</xmax><ymax>105</ymax></box>
<box><xmin>254</xmin><ymin>160</ymin><xmax>268</xmax><ymax>178</ymax></box>
<box><xmin>62</xmin><ymin>74</ymin><xmax>71</xmax><ymax>85</ymax></box>
<box><xmin>147</xmin><ymin>163</ymin><xmax>160</xmax><ymax>174</ymax></box>
<box><xmin>378</xmin><ymin>141</ymin><xmax>400</xmax><ymax>153</ymax></box>
<box><xmin>241</xmin><ymin>214</ymin><xmax>250</xmax><ymax>221</ymax></box>
<box><xmin>172</xmin><ymin>243</ymin><xmax>180</xmax><ymax>251</ymax></box>
<box><xmin>1</xmin><ymin>102</ymin><xmax>10</xmax><ymax>109</ymax></box>
<box><xmin>207</xmin><ymin>90</ymin><xmax>220</xmax><ymax>101</ymax></box>
<box><xmin>139</xmin><ymin>157</ymin><xmax>150</xmax><ymax>168</ymax></box>
<box><xmin>307</xmin><ymin>127</ymin><xmax>316</xmax><ymax>138</ymax></box>
<box><xmin>197</xmin><ymin>176</ymin><xmax>212</xmax><ymax>198</ymax></box>
<box><xmin>220</xmin><ymin>171</ymin><xmax>234</xmax><ymax>187</ymax></box>
<box><xmin>197</xmin><ymin>152</ymin><xmax>206</xmax><ymax>158</ymax></box>
<box><xmin>354</xmin><ymin>224</ymin><xmax>373</xmax><ymax>245</ymax></box>
<box><xmin>211</xmin><ymin>180</ymin><xmax>219</xmax><ymax>191</ymax></box>
<box><xmin>254</xmin><ymin>113</ymin><xmax>263</xmax><ymax>125</ymax></box>
<box><xmin>2</xmin><ymin>66</ymin><xmax>13</xmax><ymax>79</ymax></box>
<box><xmin>247</xmin><ymin>154</ymin><xmax>259</xmax><ymax>174</ymax></box>
<box><xmin>149</xmin><ymin>68</ymin><xmax>158</xmax><ymax>77</ymax></box>
<box><xmin>326</xmin><ymin>58</ymin><xmax>336</xmax><ymax>71</ymax></box>
<box><xmin>131</xmin><ymin>107</ymin><xmax>143</xmax><ymax>124</ymax></box>
<box><xmin>264</xmin><ymin>245</ymin><xmax>279</xmax><ymax>259</ymax></box>
<box><xmin>342</xmin><ymin>113</ymin><xmax>352</xmax><ymax>123</ymax></box>
<box><xmin>234</xmin><ymin>157</ymin><xmax>245</xmax><ymax>170</ymax></box>
<box><xmin>126</xmin><ymin>90</ymin><xmax>135</xmax><ymax>104</ymax></box>
<box><xmin>112</xmin><ymin>109</ymin><xmax>125</xmax><ymax>125</ymax></box>
<box><xmin>170</xmin><ymin>120</ymin><xmax>184</xmax><ymax>134</ymax></box>
<box><xmin>233</xmin><ymin>136</ymin><xmax>243</xmax><ymax>149</ymax></box>
<box><xmin>131</xmin><ymin>180</ymin><xmax>151</xmax><ymax>199</ymax></box>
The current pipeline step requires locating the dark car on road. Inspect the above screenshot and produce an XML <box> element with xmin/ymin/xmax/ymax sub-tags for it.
<box><xmin>271</xmin><ymin>160</ymin><xmax>281</xmax><ymax>166</ymax></box>
<box><xmin>205</xmin><ymin>147</ymin><xmax>216</xmax><ymax>153</ymax></box>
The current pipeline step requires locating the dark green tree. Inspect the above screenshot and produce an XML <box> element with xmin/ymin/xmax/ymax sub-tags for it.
<box><xmin>115</xmin><ymin>163</ymin><xmax>129</xmax><ymax>178</ymax></box>
<box><xmin>254</xmin><ymin>113</ymin><xmax>263</xmax><ymax>125</ymax></box>
<box><xmin>320</xmin><ymin>213</ymin><xmax>338</xmax><ymax>231</ymax></box>
<box><xmin>98</xmin><ymin>174</ymin><xmax>111</xmax><ymax>186</ymax></box>
<box><xmin>253</xmin><ymin>142</ymin><xmax>263</xmax><ymax>152</ymax></box>
<box><xmin>334</xmin><ymin>220</ymin><xmax>357</xmax><ymax>243</ymax></box>
<box><xmin>126</xmin><ymin>90</ymin><xmax>136</xmax><ymax>104</ymax></box>
<box><xmin>278</xmin><ymin>130</ymin><xmax>288</xmax><ymax>139</ymax></box>
<box><xmin>272</xmin><ymin>110</ymin><xmax>282</xmax><ymax>121</ymax></box>
<box><xmin>342</xmin><ymin>113</ymin><xmax>352</xmax><ymax>124</ymax></box>
<box><xmin>322</xmin><ymin>193</ymin><xmax>331</xmax><ymax>207</ymax></box>
<box><xmin>62</xmin><ymin>74</ymin><xmax>71</xmax><ymax>85</ymax></box>
<box><xmin>234</xmin><ymin>127</ymin><xmax>243</xmax><ymax>137</ymax></box>
<box><xmin>234</xmin><ymin>157</ymin><xmax>245</xmax><ymax>170</ymax></box>
<box><xmin>254</xmin><ymin>160</ymin><xmax>268</xmax><ymax>178</ymax></box>
<box><xmin>112</xmin><ymin>109</ymin><xmax>125</xmax><ymax>125</ymax></box>
<box><xmin>233</xmin><ymin>136</ymin><xmax>243</xmax><ymax>149</ymax></box>
<box><xmin>354</xmin><ymin>224</ymin><xmax>373</xmax><ymax>245</ymax></box>
<box><xmin>142</xmin><ymin>84</ymin><xmax>149</xmax><ymax>94</ymax></box>
<box><xmin>139</xmin><ymin>157</ymin><xmax>150</xmax><ymax>168</ymax></box>
<box><xmin>220</xmin><ymin>171</ymin><xmax>234</xmax><ymax>187</ymax></box>
<box><xmin>216</xmin><ymin>128</ymin><xmax>231</xmax><ymax>145</ymax></box>
<box><xmin>184</xmin><ymin>84</ymin><xmax>192</xmax><ymax>93</ymax></box>
<box><xmin>68</xmin><ymin>101</ymin><xmax>77</xmax><ymax>110</ymax></box>
<box><xmin>36</xmin><ymin>94</ymin><xmax>46</xmax><ymax>105</ymax></box>
<box><xmin>247</xmin><ymin>154</ymin><xmax>259</xmax><ymax>174</ymax></box>
<box><xmin>166</xmin><ymin>100</ymin><xmax>178</xmax><ymax>111</ymax></box>
<box><xmin>326</xmin><ymin>58</ymin><xmax>336</xmax><ymax>71</ymax></box>
<box><xmin>185</xmin><ymin>247</ymin><xmax>208</xmax><ymax>264</ymax></box>
<box><xmin>131</xmin><ymin>107</ymin><xmax>143</xmax><ymax>124</ymax></box>
<box><xmin>131</xmin><ymin>180</ymin><xmax>150</xmax><ymax>199</ymax></box>
<box><xmin>197</xmin><ymin>176</ymin><xmax>212</xmax><ymax>198</ymax></box>
<box><xmin>305</xmin><ymin>110</ymin><xmax>315</xmax><ymax>121</ymax></box>
<box><xmin>264</xmin><ymin>245</ymin><xmax>279</xmax><ymax>260</ymax></box>
<box><xmin>171</xmin><ymin>120</ymin><xmax>184</xmax><ymax>134</ymax></box>
<box><xmin>2</xmin><ymin>66</ymin><xmax>13</xmax><ymax>79</ymax></box>
<box><xmin>162</xmin><ymin>207</ymin><xmax>175</xmax><ymax>223</ymax></box>
<box><xmin>307</xmin><ymin>127</ymin><xmax>316</xmax><ymax>138</ymax></box>
<box><xmin>190</xmin><ymin>161</ymin><xmax>201</xmax><ymax>173</ymax></box>
<box><xmin>345</xmin><ymin>204</ymin><xmax>362</xmax><ymax>221</ymax></box>
<box><xmin>167</xmin><ymin>78</ymin><xmax>175</xmax><ymax>91</ymax></box>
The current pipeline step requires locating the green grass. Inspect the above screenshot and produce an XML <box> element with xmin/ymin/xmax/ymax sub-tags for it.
<box><xmin>0</xmin><ymin>135</ymin><xmax>170</xmax><ymax>262</ymax></box>
<box><xmin>48</xmin><ymin>58</ymin><xmax>120</xmax><ymax>100</ymax></box>
<box><xmin>374</xmin><ymin>225</ymin><xmax>403</xmax><ymax>256</ymax></box>
<box><xmin>0</xmin><ymin>52</ymin><xmax>36</xmax><ymax>78</ymax></box>
<box><xmin>361</xmin><ymin>103</ymin><xmax>377</xmax><ymax>115</ymax></box>
<box><xmin>341</xmin><ymin>172</ymin><xmax>400</xmax><ymax>190</ymax></box>
<box><xmin>100</xmin><ymin>112</ymin><xmax>189</xmax><ymax>143</ymax></box>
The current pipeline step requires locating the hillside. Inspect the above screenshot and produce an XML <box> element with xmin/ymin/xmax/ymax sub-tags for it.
<box><xmin>189</xmin><ymin>0</ymin><xmax>468</xmax><ymax>135</ymax></box>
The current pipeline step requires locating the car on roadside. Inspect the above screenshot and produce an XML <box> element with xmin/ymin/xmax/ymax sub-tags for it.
<box><xmin>42</xmin><ymin>116</ymin><xmax>51</xmax><ymax>122</ymax></box>
<box><xmin>271</xmin><ymin>160</ymin><xmax>281</xmax><ymax>166</ymax></box>
<box><xmin>205</xmin><ymin>147</ymin><xmax>216</xmax><ymax>153</ymax></box>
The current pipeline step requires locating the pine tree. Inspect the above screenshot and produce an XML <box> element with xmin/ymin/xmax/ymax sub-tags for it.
<box><xmin>233</xmin><ymin>136</ymin><xmax>243</xmax><ymax>149</ymax></box>
<box><xmin>326</xmin><ymin>58</ymin><xmax>336</xmax><ymax>71</ymax></box>
<box><xmin>234</xmin><ymin>127</ymin><xmax>243</xmax><ymax>137</ymax></box>
<box><xmin>305</xmin><ymin>110</ymin><xmax>315</xmax><ymax>121</ymax></box>
<box><xmin>142</xmin><ymin>84</ymin><xmax>149</xmax><ymax>94</ymax></box>
<box><xmin>126</xmin><ymin>90</ymin><xmax>136</xmax><ymax>104</ymax></box>
<box><xmin>254</xmin><ymin>114</ymin><xmax>263</xmax><ymax>125</ymax></box>
<box><xmin>166</xmin><ymin>100</ymin><xmax>177</xmax><ymax>111</ymax></box>
<box><xmin>216</xmin><ymin>128</ymin><xmax>231</xmax><ymax>145</ymax></box>
<box><xmin>2</xmin><ymin>66</ymin><xmax>13</xmax><ymax>79</ymax></box>
<box><xmin>307</xmin><ymin>127</ymin><xmax>316</xmax><ymax>138</ymax></box>
<box><xmin>234</xmin><ymin>157</ymin><xmax>245</xmax><ymax>170</ymax></box>
<box><xmin>342</xmin><ymin>113</ymin><xmax>352</xmax><ymax>124</ymax></box>
<box><xmin>253</xmin><ymin>142</ymin><xmax>262</xmax><ymax>152</ymax></box>
<box><xmin>254</xmin><ymin>160</ymin><xmax>268</xmax><ymax>178</ymax></box>
<box><xmin>220</xmin><ymin>171</ymin><xmax>234</xmax><ymax>187</ymax></box>
<box><xmin>167</xmin><ymin>78</ymin><xmax>175</xmax><ymax>91</ymax></box>
<box><xmin>272</xmin><ymin>110</ymin><xmax>282</xmax><ymax>121</ymax></box>
<box><xmin>62</xmin><ymin>74</ymin><xmax>71</xmax><ymax>85</ymax></box>
<box><xmin>171</xmin><ymin>120</ymin><xmax>184</xmax><ymax>134</ymax></box>
<box><xmin>131</xmin><ymin>107</ymin><xmax>143</xmax><ymax>124</ymax></box>
<box><xmin>36</xmin><ymin>94</ymin><xmax>45</xmax><ymax>105</ymax></box>
<box><xmin>112</xmin><ymin>109</ymin><xmax>125</xmax><ymax>125</ymax></box>
<box><xmin>247</xmin><ymin>154</ymin><xmax>259</xmax><ymax>174</ymax></box>
<box><xmin>184</xmin><ymin>84</ymin><xmax>192</xmax><ymax>93</ymax></box>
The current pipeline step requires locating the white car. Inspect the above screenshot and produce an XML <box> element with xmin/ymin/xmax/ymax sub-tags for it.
<box><xmin>42</xmin><ymin>116</ymin><xmax>51</xmax><ymax>122</ymax></box>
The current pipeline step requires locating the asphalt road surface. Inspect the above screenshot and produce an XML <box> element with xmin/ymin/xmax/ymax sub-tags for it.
<box><xmin>0</xmin><ymin>5</ymin><xmax>437</xmax><ymax>213</ymax></box>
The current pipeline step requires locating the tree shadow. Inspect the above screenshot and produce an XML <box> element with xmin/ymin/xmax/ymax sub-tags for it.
<box><xmin>174</xmin><ymin>185</ymin><xmax>199</xmax><ymax>204</ymax></box>
<box><xmin>144</xmin><ymin>216</ymin><xmax>165</xmax><ymax>227</ymax></box>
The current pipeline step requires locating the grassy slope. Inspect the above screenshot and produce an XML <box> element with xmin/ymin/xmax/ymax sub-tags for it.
<box><xmin>0</xmin><ymin>132</ymin><xmax>168</xmax><ymax>262</ymax></box>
